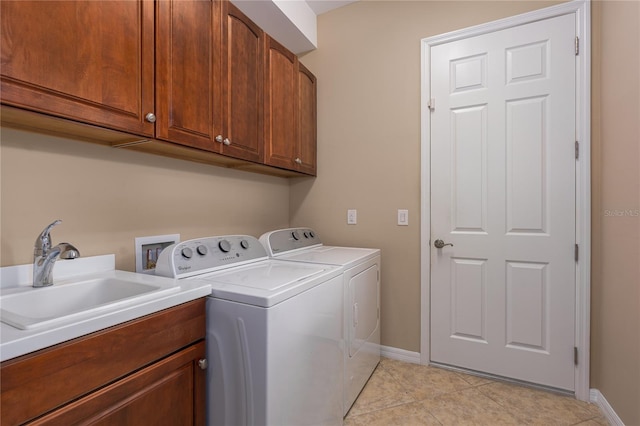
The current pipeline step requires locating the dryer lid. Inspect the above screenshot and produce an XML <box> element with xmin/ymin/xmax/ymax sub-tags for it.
<box><xmin>273</xmin><ymin>246</ymin><xmax>380</xmax><ymax>268</ymax></box>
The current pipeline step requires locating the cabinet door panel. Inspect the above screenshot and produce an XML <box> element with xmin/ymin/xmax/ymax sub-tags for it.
<box><xmin>297</xmin><ymin>63</ymin><xmax>317</xmax><ymax>175</ymax></box>
<box><xmin>0</xmin><ymin>1</ymin><xmax>154</xmax><ymax>137</ymax></box>
<box><xmin>221</xmin><ymin>3</ymin><xmax>264</xmax><ymax>162</ymax></box>
<box><xmin>264</xmin><ymin>37</ymin><xmax>297</xmax><ymax>170</ymax></box>
<box><xmin>30</xmin><ymin>342</ymin><xmax>206</xmax><ymax>426</ymax></box>
<box><xmin>156</xmin><ymin>0</ymin><xmax>221</xmax><ymax>151</ymax></box>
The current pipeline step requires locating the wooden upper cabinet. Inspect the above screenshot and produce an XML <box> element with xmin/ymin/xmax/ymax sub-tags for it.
<box><xmin>220</xmin><ymin>2</ymin><xmax>264</xmax><ymax>163</ymax></box>
<box><xmin>264</xmin><ymin>36</ymin><xmax>317</xmax><ymax>176</ymax></box>
<box><xmin>156</xmin><ymin>0</ymin><xmax>263</xmax><ymax>162</ymax></box>
<box><xmin>297</xmin><ymin>62</ymin><xmax>317</xmax><ymax>175</ymax></box>
<box><xmin>0</xmin><ymin>0</ymin><xmax>155</xmax><ymax>137</ymax></box>
<box><xmin>156</xmin><ymin>0</ymin><xmax>221</xmax><ymax>152</ymax></box>
<box><xmin>264</xmin><ymin>36</ymin><xmax>298</xmax><ymax>171</ymax></box>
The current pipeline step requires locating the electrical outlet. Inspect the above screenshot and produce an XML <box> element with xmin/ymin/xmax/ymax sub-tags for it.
<box><xmin>398</xmin><ymin>209</ymin><xmax>409</xmax><ymax>226</ymax></box>
<box><xmin>347</xmin><ymin>209</ymin><xmax>357</xmax><ymax>225</ymax></box>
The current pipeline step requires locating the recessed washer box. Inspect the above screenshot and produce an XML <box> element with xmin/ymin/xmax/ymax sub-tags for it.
<box><xmin>135</xmin><ymin>234</ymin><xmax>180</xmax><ymax>274</ymax></box>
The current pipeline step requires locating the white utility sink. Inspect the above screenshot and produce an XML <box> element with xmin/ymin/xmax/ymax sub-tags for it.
<box><xmin>1</xmin><ymin>276</ymin><xmax>180</xmax><ymax>330</ymax></box>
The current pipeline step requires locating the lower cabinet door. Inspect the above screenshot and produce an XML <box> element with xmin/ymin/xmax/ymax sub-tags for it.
<box><xmin>29</xmin><ymin>342</ymin><xmax>206</xmax><ymax>426</ymax></box>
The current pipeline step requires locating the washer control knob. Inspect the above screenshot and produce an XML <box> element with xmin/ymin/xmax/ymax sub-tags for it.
<box><xmin>218</xmin><ymin>240</ymin><xmax>231</xmax><ymax>253</ymax></box>
<box><xmin>291</xmin><ymin>231</ymin><xmax>300</xmax><ymax>241</ymax></box>
<box><xmin>197</xmin><ymin>245</ymin><xmax>208</xmax><ymax>256</ymax></box>
<box><xmin>309</xmin><ymin>231</ymin><xmax>315</xmax><ymax>238</ymax></box>
<box><xmin>181</xmin><ymin>247</ymin><xmax>193</xmax><ymax>259</ymax></box>
<box><xmin>240</xmin><ymin>239</ymin><xmax>250</xmax><ymax>249</ymax></box>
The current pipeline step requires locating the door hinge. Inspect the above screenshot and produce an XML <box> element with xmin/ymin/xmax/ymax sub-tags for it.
<box><xmin>575</xmin><ymin>244</ymin><xmax>579</xmax><ymax>262</ymax></box>
<box><xmin>575</xmin><ymin>141</ymin><xmax>579</xmax><ymax>159</ymax></box>
<box><xmin>574</xmin><ymin>347</ymin><xmax>579</xmax><ymax>365</ymax></box>
<box><xmin>575</xmin><ymin>36</ymin><xmax>579</xmax><ymax>55</ymax></box>
<box><xmin>428</xmin><ymin>98</ymin><xmax>435</xmax><ymax>111</ymax></box>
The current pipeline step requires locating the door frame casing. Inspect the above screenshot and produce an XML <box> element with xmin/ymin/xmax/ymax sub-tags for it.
<box><xmin>419</xmin><ymin>0</ymin><xmax>591</xmax><ymax>401</ymax></box>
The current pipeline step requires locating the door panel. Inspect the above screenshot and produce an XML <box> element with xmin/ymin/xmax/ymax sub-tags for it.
<box><xmin>349</xmin><ymin>265</ymin><xmax>379</xmax><ymax>357</ymax></box>
<box><xmin>156</xmin><ymin>0</ymin><xmax>219</xmax><ymax>151</ymax></box>
<box><xmin>430</xmin><ymin>13</ymin><xmax>576</xmax><ymax>390</ymax></box>
<box><xmin>222</xmin><ymin>2</ymin><xmax>264</xmax><ymax>162</ymax></box>
<box><xmin>0</xmin><ymin>1</ymin><xmax>154</xmax><ymax>136</ymax></box>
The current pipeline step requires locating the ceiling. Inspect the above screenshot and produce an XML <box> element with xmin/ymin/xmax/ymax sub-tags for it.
<box><xmin>306</xmin><ymin>0</ymin><xmax>358</xmax><ymax>15</ymax></box>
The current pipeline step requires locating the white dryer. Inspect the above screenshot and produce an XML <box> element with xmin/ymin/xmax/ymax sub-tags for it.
<box><xmin>259</xmin><ymin>228</ymin><xmax>381</xmax><ymax>415</ymax></box>
<box><xmin>156</xmin><ymin>235</ymin><xmax>344</xmax><ymax>426</ymax></box>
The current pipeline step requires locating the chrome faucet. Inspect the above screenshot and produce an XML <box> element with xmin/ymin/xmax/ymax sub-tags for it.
<box><xmin>33</xmin><ymin>220</ymin><xmax>80</xmax><ymax>287</ymax></box>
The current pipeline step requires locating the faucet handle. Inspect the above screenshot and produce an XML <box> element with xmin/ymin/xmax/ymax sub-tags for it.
<box><xmin>34</xmin><ymin>219</ymin><xmax>62</xmax><ymax>257</ymax></box>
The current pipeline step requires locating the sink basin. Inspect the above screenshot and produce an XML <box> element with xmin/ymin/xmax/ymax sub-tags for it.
<box><xmin>1</xmin><ymin>277</ymin><xmax>180</xmax><ymax>330</ymax></box>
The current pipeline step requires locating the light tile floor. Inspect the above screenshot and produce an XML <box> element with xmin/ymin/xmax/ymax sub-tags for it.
<box><xmin>345</xmin><ymin>358</ymin><xmax>608</xmax><ymax>426</ymax></box>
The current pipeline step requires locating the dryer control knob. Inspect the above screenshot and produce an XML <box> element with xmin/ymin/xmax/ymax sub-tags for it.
<box><xmin>291</xmin><ymin>231</ymin><xmax>300</xmax><ymax>240</ymax></box>
<box><xmin>197</xmin><ymin>245</ymin><xmax>208</xmax><ymax>256</ymax></box>
<box><xmin>218</xmin><ymin>240</ymin><xmax>231</xmax><ymax>253</ymax></box>
<box><xmin>181</xmin><ymin>247</ymin><xmax>193</xmax><ymax>259</ymax></box>
<box><xmin>240</xmin><ymin>239</ymin><xmax>250</xmax><ymax>249</ymax></box>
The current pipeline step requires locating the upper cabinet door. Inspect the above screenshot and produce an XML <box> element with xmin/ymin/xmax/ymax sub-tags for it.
<box><xmin>221</xmin><ymin>2</ymin><xmax>264</xmax><ymax>162</ymax></box>
<box><xmin>156</xmin><ymin>0</ymin><xmax>221</xmax><ymax>152</ymax></box>
<box><xmin>264</xmin><ymin>36</ymin><xmax>297</xmax><ymax>171</ymax></box>
<box><xmin>0</xmin><ymin>1</ymin><xmax>155</xmax><ymax>137</ymax></box>
<box><xmin>297</xmin><ymin>62</ymin><xmax>317</xmax><ymax>176</ymax></box>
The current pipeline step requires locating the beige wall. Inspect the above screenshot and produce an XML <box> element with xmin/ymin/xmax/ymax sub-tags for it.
<box><xmin>590</xmin><ymin>1</ymin><xmax>640</xmax><ymax>424</ymax></box>
<box><xmin>293</xmin><ymin>0</ymin><xmax>561</xmax><ymax>356</ymax></box>
<box><xmin>293</xmin><ymin>0</ymin><xmax>640</xmax><ymax>424</ymax></box>
<box><xmin>1</xmin><ymin>0</ymin><xmax>639</xmax><ymax>423</ymax></box>
<box><xmin>0</xmin><ymin>127</ymin><xmax>290</xmax><ymax>271</ymax></box>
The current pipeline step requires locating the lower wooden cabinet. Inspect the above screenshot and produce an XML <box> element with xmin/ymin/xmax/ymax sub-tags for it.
<box><xmin>30</xmin><ymin>342</ymin><xmax>205</xmax><ymax>425</ymax></box>
<box><xmin>0</xmin><ymin>299</ymin><xmax>207</xmax><ymax>426</ymax></box>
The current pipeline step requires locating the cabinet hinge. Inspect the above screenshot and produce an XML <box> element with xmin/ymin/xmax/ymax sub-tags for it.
<box><xmin>575</xmin><ymin>36</ymin><xmax>579</xmax><ymax>55</ymax></box>
<box><xmin>574</xmin><ymin>347</ymin><xmax>579</xmax><ymax>365</ymax></box>
<box><xmin>575</xmin><ymin>141</ymin><xmax>579</xmax><ymax>159</ymax></box>
<box><xmin>575</xmin><ymin>244</ymin><xmax>579</xmax><ymax>262</ymax></box>
<box><xmin>428</xmin><ymin>98</ymin><xmax>435</xmax><ymax>111</ymax></box>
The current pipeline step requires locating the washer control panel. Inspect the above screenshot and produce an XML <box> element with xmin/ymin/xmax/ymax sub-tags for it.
<box><xmin>259</xmin><ymin>228</ymin><xmax>322</xmax><ymax>256</ymax></box>
<box><xmin>155</xmin><ymin>235</ymin><xmax>268</xmax><ymax>278</ymax></box>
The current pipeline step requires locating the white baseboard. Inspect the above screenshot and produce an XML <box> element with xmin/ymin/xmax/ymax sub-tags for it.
<box><xmin>590</xmin><ymin>389</ymin><xmax>625</xmax><ymax>426</ymax></box>
<box><xmin>380</xmin><ymin>345</ymin><xmax>421</xmax><ymax>364</ymax></box>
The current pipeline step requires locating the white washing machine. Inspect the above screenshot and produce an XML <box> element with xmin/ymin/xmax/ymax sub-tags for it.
<box><xmin>259</xmin><ymin>228</ymin><xmax>381</xmax><ymax>416</ymax></box>
<box><xmin>156</xmin><ymin>235</ymin><xmax>344</xmax><ymax>426</ymax></box>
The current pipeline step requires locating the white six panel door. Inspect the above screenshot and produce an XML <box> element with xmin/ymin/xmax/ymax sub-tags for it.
<box><xmin>430</xmin><ymin>13</ymin><xmax>576</xmax><ymax>390</ymax></box>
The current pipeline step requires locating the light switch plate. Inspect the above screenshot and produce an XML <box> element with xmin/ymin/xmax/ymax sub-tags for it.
<box><xmin>398</xmin><ymin>209</ymin><xmax>409</xmax><ymax>226</ymax></box>
<box><xmin>347</xmin><ymin>209</ymin><xmax>357</xmax><ymax>225</ymax></box>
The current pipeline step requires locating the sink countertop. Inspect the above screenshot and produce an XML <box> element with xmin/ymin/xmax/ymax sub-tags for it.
<box><xmin>0</xmin><ymin>255</ymin><xmax>211</xmax><ymax>362</ymax></box>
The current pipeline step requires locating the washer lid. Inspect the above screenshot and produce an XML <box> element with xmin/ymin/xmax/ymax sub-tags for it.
<box><xmin>274</xmin><ymin>246</ymin><xmax>380</xmax><ymax>269</ymax></box>
<box><xmin>200</xmin><ymin>260</ymin><xmax>342</xmax><ymax>307</ymax></box>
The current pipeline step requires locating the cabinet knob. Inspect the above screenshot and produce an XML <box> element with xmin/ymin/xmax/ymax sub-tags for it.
<box><xmin>145</xmin><ymin>113</ymin><xmax>156</xmax><ymax>123</ymax></box>
<box><xmin>294</xmin><ymin>158</ymin><xmax>302</xmax><ymax>165</ymax></box>
<box><xmin>223</xmin><ymin>138</ymin><xmax>231</xmax><ymax>146</ymax></box>
<box><xmin>215</xmin><ymin>135</ymin><xmax>223</xmax><ymax>143</ymax></box>
<box><xmin>198</xmin><ymin>358</ymin><xmax>208</xmax><ymax>370</ymax></box>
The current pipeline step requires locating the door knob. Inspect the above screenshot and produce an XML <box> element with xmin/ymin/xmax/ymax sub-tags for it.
<box><xmin>434</xmin><ymin>239</ymin><xmax>453</xmax><ymax>248</ymax></box>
